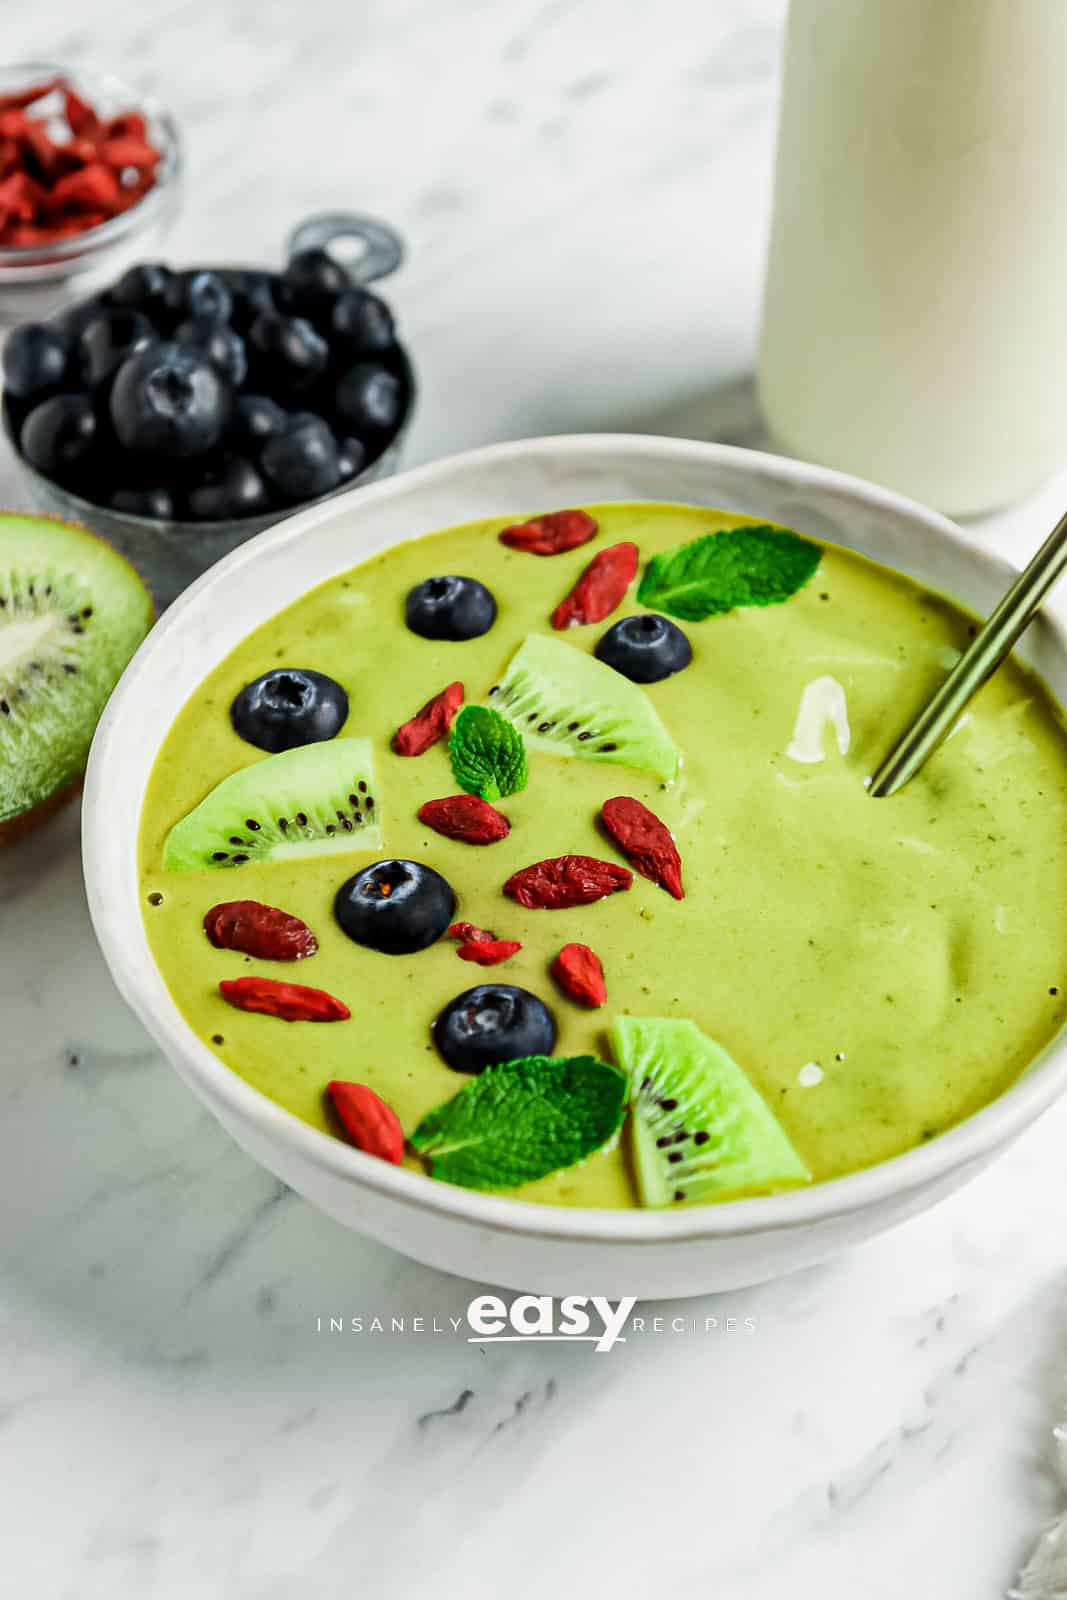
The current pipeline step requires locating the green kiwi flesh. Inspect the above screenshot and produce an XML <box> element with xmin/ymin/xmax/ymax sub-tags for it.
<box><xmin>0</xmin><ymin>514</ymin><xmax>152</xmax><ymax>840</ymax></box>
<box><xmin>163</xmin><ymin>738</ymin><xmax>382</xmax><ymax>870</ymax></box>
<box><xmin>611</xmin><ymin>1016</ymin><xmax>811</xmax><ymax>1206</ymax></box>
<box><xmin>488</xmin><ymin>634</ymin><xmax>680</xmax><ymax>782</ymax></box>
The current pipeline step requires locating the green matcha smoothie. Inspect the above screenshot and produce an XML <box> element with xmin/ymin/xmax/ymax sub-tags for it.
<box><xmin>138</xmin><ymin>503</ymin><xmax>1067</xmax><ymax>1208</ymax></box>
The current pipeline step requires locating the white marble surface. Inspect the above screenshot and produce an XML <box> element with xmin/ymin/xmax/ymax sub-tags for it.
<box><xmin>2</xmin><ymin>1</ymin><xmax>1067</xmax><ymax>1595</ymax></box>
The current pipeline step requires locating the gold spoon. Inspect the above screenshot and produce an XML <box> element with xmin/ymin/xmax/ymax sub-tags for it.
<box><xmin>869</xmin><ymin>507</ymin><xmax>1067</xmax><ymax>798</ymax></box>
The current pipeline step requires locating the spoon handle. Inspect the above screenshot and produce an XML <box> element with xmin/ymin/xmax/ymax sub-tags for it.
<box><xmin>869</xmin><ymin>507</ymin><xmax>1067</xmax><ymax>798</ymax></box>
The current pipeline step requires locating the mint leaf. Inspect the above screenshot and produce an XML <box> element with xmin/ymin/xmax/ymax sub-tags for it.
<box><xmin>449</xmin><ymin>705</ymin><xmax>527</xmax><ymax>801</ymax></box>
<box><xmin>410</xmin><ymin>1055</ymin><xmax>627</xmax><ymax>1191</ymax></box>
<box><xmin>637</xmin><ymin>524</ymin><xmax>821</xmax><ymax>621</ymax></box>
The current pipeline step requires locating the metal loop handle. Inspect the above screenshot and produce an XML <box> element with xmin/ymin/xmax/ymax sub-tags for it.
<box><xmin>285</xmin><ymin>212</ymin><xmax>405</xmax><ymax>287</ymax></box>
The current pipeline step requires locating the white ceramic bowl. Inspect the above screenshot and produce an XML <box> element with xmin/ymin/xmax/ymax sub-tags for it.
<box><xmin>82</xmin><ymin>435</ymin><xmax>1067</xmax><ymax>1298</ymax></box>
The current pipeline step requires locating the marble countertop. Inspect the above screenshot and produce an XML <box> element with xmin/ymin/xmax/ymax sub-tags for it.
<box><xmin>3</xmin><ymin>1</ymin><xmax>1067</xmax><ymax>1595</ymax></box>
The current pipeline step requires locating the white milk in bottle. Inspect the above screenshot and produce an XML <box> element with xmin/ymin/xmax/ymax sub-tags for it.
<box><xmin>759</xmin><ymin>0</ymin><xmax>1067</xmax><ymax>515</ymax></box>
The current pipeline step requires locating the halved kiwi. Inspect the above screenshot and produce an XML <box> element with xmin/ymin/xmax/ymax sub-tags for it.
<box><xmin>611</xmin><ymin>1015</ymin><xmax>811</xmax><ymax>1206</ymax></box>
<box><xmin>488</xmin><ymin>634</ymin><xmax>680</xmax><ymax>782</ymax></box>
<box><xmin>0</xmin><ymin>514</ymin><xmax>153</xmax><ymax>844</ymax></box>
<box><xmin>163</xmin><ymin>738</ymin><xmax>382</xmax><ymax>870</ymax></box>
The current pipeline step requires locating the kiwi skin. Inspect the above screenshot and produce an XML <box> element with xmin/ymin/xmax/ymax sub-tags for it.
<box><xmin>0</xmin><ymin>511</ymin><xmax>154</xmax><ymax>846</ymax></box>
<box><xmin>0</xmin><ymin>775</ymin><xmax>82</xmax><ymax>846</ymax></box>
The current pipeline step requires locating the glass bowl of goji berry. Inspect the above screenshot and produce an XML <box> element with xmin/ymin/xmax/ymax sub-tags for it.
<box><xmin>0</xmin><ymin>63</ymin><xmax>182</xmax><ymax>329</ymax></box>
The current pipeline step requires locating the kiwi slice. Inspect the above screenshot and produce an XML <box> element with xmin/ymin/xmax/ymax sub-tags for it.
<box><xmin>612</xmin><ymin>1016</ymin><xmax>811</xmax><ymax>1206</ymax></box>
<box><xmin>489</xmin><ymin>634</ymin><xmax>680</xmax><ymax>782</ymax></box>
<box><xmin>163</xmin><ymin>738</ymin><xmax>382</xmax><ymax>870</ymax></box>
<box><xmin>0</xmin><ymin>514</ymin><xmax>152</xmax><ymax>843</ymax></box>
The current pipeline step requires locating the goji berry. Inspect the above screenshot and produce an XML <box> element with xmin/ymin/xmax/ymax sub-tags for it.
<box><xmin>204</xmin><ymin>900</ymin><xmax>319</xmax><ymax>961</ymax></box>
<box><xmin>326</xmin><ymin>1082</ymin><xmax>404</xmax><ymax>1164</ymax></box>
<box><xmin>457</xmin><ymin>938</ymin><xmax>523</xmax><ymax>966</ymax></box>
<box><xmin>48</xmin><ymin>163</ymin><xmax>119</xmax><ymax>212</ymax></box>
<box><xmin>551</xmin><ymin>942</ymin><xmax>607</xmax><ymax>1007</ymax></box>
<box><xmin>447</xmin><ymin>921</ymin><xmax>497</xmax><ymax>943</ymax></box>
<box><xmin>0</xmin><ymin>171</ymin><xmax>42</xmax><ymax>224</ymax></box>
<box><xmin>21</xmin><ymin>123</ymin><xmax>61</xmax><ymax>182</ymax></box>
<box><xmin>551</xmin><ymin>542</ymin><xmax>639</xmax><ymax>629</ymax></box>
<box><xmin>418</xmin><ymin>794</ymin><xmax>510</xmax><ymax>844</ymax></box>
<box><xmin>63</xmin><ymin>86</ymin><xmax>100</xmax><ymax>137</ymax></box>
<box><xmin>102</xmin><ymin>112</ymin><xmax>148</xmax><ymax>142</ymax></box>
<box><xmin>219</xmin><ymin>977</ymin><xmax>349</xmax><ymax>1022</ymax></box>
<box><xmin>499</xmin><ymin>509</ymin><xmax>598</xmax><ymax>556</ymax></box>
<box><xmin>503</xmin><ymin>855</ymin><xmax>632</xmax><ymax>909</ymax></box>
<box><xmin>600</xmin><ymin>795</ymin><xmax>684</xmax><ymax>899</ymax></box>
<box><xmin>0</xmin><ymin>77</ymin><xmax>160</xmax><ymax>246</ymax></box>
<box><xmin>392</xmin><ymin>680</ymin><xmax>464</xmax><ymax>757</ymax></box>
<box><xmin>0</xmin><ymin>111</ymin><xmax>31</xmax><ymax>142</ymax></box>
<box><xmin>95</xmin><ymin>136</ymin><xmax>159</xmax><ymax>171</ymax></box>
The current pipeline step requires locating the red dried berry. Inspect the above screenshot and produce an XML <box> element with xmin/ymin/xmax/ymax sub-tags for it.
<box><xmin>63</xmin><ymin>86</ymin><xmax>100</xmax><ymax>138</ymax></box>
<box><xmin>218</xmin><ymin>977</ymin><xmax>349</xmax><ymax>1022</ymax></box>
<box><xmin>503</xmin><ymin>855</ymin><xmax>632</xmax><ymax>909</ymax></box>
<box><xmin>47</xmin><ymin>163</ymin><xmax>120</xmax><ymax>212</ymax></box>
<box><xmin>418</xmin><ymin>794</ymin><xmax>510</xmax><ymax>845</ymax></box>
<box><xmin>457</xmin><ymin>938</ymin><xmax>523</xmax><ymax>966</ymax></box>
<box><xmin>0</xmin><ymin>110</ymin><xmax>31</xmax><ymax>142</ymax></box>
<box><xmin>447</xmin><ymin>921</ymin><xmax>497</xmax><ymax>943</ymax></box>
<box><xmin>326</xmin><ymin>1081</ymin><xmax>404</xmax><ymax>1164</ymax></box>
<box><xmin>0</xmin><ymin>77</ymin><xmax>159</xmax><ymax>246</ymax></box>
<box><xmin>102</xmin><ymin>112</ymin><xmax>148</xmax><ymax>142</ymax></box>
<box><xmin>551</xmin><ymin>542</ymin><xmax>639</xmax><ymax>629</ymax></box>
<box><xmin>551</xmin><ymin>943</ymin><xmax>607</xmax><ymax>1007</ymax></box>
<box><xmin>21</xmin><ymin>122</ymin><xmax>62</xmax><ymax>182</ymax></box>
<box><xmin>499</xmin><ymin>508</ymin><xmax>599</xmax><ymax>556</ymax></box>
<box><xmin>203</xmin><ymin>901</ymin><xmax>319</xmax><ymax>961</ymax></box>
<box><xmin>95</xmin><ymin>136</ymin><xmax>160</xmax><ymax>171</ymax></box>
<box><xmin>600</xmin><ymin>796</ymin><xmax>684</xmax><ymax>899</ymax></box>
<box><xmin>0</xmin><ymin>171</ymin><xmax>42</xmax><ymax>224</ymax></box>
<box><xmin>392</xmin><ymin>680</ymin><xmax>464</xmax><ymax>757</ymax></box>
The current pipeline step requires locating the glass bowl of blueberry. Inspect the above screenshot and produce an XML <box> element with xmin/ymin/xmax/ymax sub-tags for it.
<box><xmin>1</xmin><ymin>212</ymin><xmax>415</xmax><ymax>609</ymax></box>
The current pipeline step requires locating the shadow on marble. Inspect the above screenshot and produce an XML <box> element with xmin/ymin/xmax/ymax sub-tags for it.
<box><xmin>603</xmin><ymin>371</ymin><xmax>771</xmax><ymax>452</ymax></box>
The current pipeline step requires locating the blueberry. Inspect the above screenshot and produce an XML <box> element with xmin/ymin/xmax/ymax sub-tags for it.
<box><xmin>234</xmin><ymin>394</ymin><xmax>288</xmax><ymax>448</ymax></box>
<box><xmin>247</xmin><ymin>312</ymin><xmax>328</xmax><ymax>391</ymax></box>
<box><xmin>260</xmin><ymin>415</ymin><xmax>340</xmax><ymax>503</ymax></box>
<box><xmin>186</xmin><ymin>271</ymin><xmax>233</xmax><ymax>324</ymax></box>
<box><xmin>78</xmin><ymin>309</ymin><xmax>156</xmax><ymax>388</ymax></box>
<box><xmin>186</xmin><ymin>454</ymin><xmax>269</xmax><ymax>521</ymax></box>
<box><xmin>20</xmin><ymin>394</ymin><xmax>97</xmax><ymax>483</ymax></box>
<box><xmin>282</xmin><ymin>248</ymin><xmax>350</xmax><ymax>308</ymax></box>
<box><xmin>594</xmin><ymin>612</ymin><xmax>693</xmax><ymax>683</ymax></box>
<box><xmin>2</xmin><ymin>323</ymin><xmax>68</xmax><ymax>403</ymax></box>
<box><xmin>334</xmin><ymin>860</ymin><xmax>455</xmax><ymax>956</ymax></box>
<box><xmin>331</xmin><ymin>289</ymin><xmax>395</xmax><ymax>354</ymax></box>
<box><xmin>432</xmin><ymin>985</ymin><xmax>557</xmax><ymax>1075</ymax></box>
<box><xmin>225</xmin><ymin>270</ymin><xmax>276</xmax><ymax>329</ymax></box>
<box><xmin>336</xmin><ymin>435</ymin><xmax>366</xmax><ymax>482</ymax></box>
<box><xmin>110</xmin><ymin>342</ymin><xmax>233</xmax><ymax>459</ymax></box>
<box><xmin>231</xmin><ymin>667</ymin><xmax>348</xmax><ymax>752</ymax></box>
<box><xmin>52</xmin><ymin>294</ymin><xmax>109</xmax><ymax>343</ymax></box>
<box><xmin>175</xmin><ymin>318</ymin><xmax>248</xmax><ymax>387</ymax></box>
<box><xmin>334</xmin><ymin>362</ymin><xmax>403</xmax><ymax>437</ymax></box>
<box><xmin>405</xmin><ymin>575</ymin><xmax>496</xmax><ymax>641</ymax></box>
<box><xmin>107</xmin><ymin>263</ymin><xmax>174</xmax><ymax>316</ymax></box>
<box><xmin>110</xmin><ymin>484</ymin><xmax>176</xmax><ymax>519</ymax></box>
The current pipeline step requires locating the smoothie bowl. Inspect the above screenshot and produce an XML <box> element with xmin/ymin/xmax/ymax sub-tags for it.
<box><xmin>83</xmin><ymin>436</ymin><xmax>1067</xmax><ymax>1297</ymax></box>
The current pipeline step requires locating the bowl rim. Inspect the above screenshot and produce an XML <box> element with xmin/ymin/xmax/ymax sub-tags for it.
<box><xmin>82</xmin><ymin>432</ymin><xmax>1067</xmax><ymax>1245</ymax></box>
<box><xmin>0</xmin><ymin>61</ymin><xmax>182</xmax><ymax>271</ymax></box>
